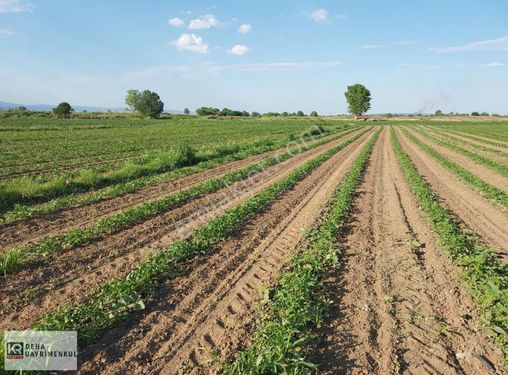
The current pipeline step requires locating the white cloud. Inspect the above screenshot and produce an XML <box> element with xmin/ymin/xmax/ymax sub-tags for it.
<box><xmin>238</xmin><ymin>24</ymin><xmax>252</xmax><ymax>34</ymax></box>
<box><xmin>0</xmin><ymin>28</ymin><xmax>15</xmax><ymax>37</ymax></box>
<box><xmin>0</xmin><ymin>0</ymin><xmax>32</xmax><ymax>13</ymax></box>
<box><xmin>432</xmin><ymin>35</ymin><xmax>508</xmax><ymax>53</ymax></box>
<box><xmin>188</xmin><ymin>14</ymin><xmax>221</xmax><ymax>29</ymax></box>
<box><xmin>361</xmin><ymin>41</ymin><xmax>416</xmax><ymax>49</ymax></box>
<box><xmin>171</xmin><ymin>33</ymin><xmax>209</xmax><ymax>54</ymax></box>
<box><xmin>168</xmin><ymin>17</ymin><xmax>184</xmax><ymax>27</ymax></box>
<box><xmin>480</xmin><ymin>62</ymin><xmax>504</xmax><ymax>68</ymax></box>
<box><xmin>228</xmin><ymin>44</ymin><xmax>250</xmax><ymax>56</ymax></box>
<box><xmin>310</xmin><ymin>8</ymin><xmax>330</xmax><ymax>22</ymax></box>
<box><xmin>122</xmin><ymin>61</ymin><xmax>341</xmax><ymax>81</ymax></box>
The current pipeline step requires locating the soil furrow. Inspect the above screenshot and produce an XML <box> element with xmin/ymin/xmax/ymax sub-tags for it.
<box><xmin>74</xmin><ymin>128</ymin><xmax>377</xmax><ymax>375</ymax></box>
<box><xmin>406</xmin><ymin>128</ymin><xmax>508</xmax><ymax>192</ymax></box>
<box><xmin>0</xmin><ymin>130</ymin><xmax>356</xmax><ymax>248</ymax></box>
<box><xmin>311</xmin><ymin>129</ymin><xmax>504</xmax><ymax>375</ymax></box>
<box><xmin>395</xmin><ymin>128</ymin><xmax>508</xmax><ymax>260</ymax></box>
<box><xmin>0</xmin><ymin>129</ymin><xmax>373</xmax><ymax>333</ymax></box>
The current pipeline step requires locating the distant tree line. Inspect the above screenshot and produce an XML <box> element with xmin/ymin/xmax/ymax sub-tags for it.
<box><xmin>194</xmin><ymin>107</ymin><xmax>319</xmax><ymax>118</ymax></box>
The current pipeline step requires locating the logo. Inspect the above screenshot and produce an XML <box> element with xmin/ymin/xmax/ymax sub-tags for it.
<box><xmin>4</xmin><ymin>331</ymin><xmax>77</xmax><ymax>371</ymax></box>
<box><xmin>6</xmin><ymin>342</ymin><xmax>24</xmax><ymax>359</ymax></box>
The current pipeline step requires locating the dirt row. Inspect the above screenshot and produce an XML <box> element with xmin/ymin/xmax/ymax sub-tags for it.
<box><xmin>405</xmin><ymin>128</ymin><xmax>508</xmax><ymax>193</ymax></box>
<box><xmin>74</xmin><ymin>125</ymin><xmax>377</xmax><ymax>374</ymax></box>
<box><xmin>426</xmin><ymin>127</ymin><xmax>508</xmax><ymax>166</ymax></box>
<box><xmin>311</xmin><ymin>129</ymin><xmax>504</xmax><ymax>374</ymax></box>
<box><xmin>0</xmin><ymin>129</ymin><xmax>359</xmax><ymax>249</ymax></box>
<box><xmin>0</xmin><ymin>129</ymin><xmax>374</xmax><ymax>335</ymax></box>
<box><xmin>395</xmin><ymin>128</ymin><xmax>508</xmax><ymax>261</ymax></box>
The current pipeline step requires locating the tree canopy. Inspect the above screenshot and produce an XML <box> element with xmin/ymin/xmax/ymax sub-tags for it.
<box><xmin>52</xmin><ymin>102</ymin><xmax>74</xmax><ymax>118</ymax></box>
<box><xmin>125</xmin><ymin>89</ymin><xmax>164</xmax><ymax>118</ymax></box>
<box><xmin>344</xmin><ymin>84</ymin><xmax>371</xmax><ymax>116</ymax></box>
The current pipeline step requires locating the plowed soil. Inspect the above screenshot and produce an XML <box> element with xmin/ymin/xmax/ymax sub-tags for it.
<box><xmin>396</xmin><ymin>128</ymin><xmax>508</xmax><ymax>261</ymax></box>
<box><xmin>2</xmin><ymin>123</ymin><xmax>507</xmax><ymax>375</ymax></box>
<box><xmin>0</xmin><ymin>129</ymin><xmax>373</xmax><ymax>333</ymax></box>
<box><xmin>0</xmin><ymin>130</ymin><xmax>357</xmax><ymax>249</ymax></box>
<box><xmin>311</xmin><ymin>129</ymin><xmax>504</xmax><ymax>374</ymax></box>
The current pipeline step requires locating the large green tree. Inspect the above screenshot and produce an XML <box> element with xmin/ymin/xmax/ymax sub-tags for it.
<box><xmin>52</xmin><ymin>102</ymin><xmax>74</xmax><ymax>118</ymax></box>
<box><xmin>344</xmin><ymin>84</ymin><xmax>371</xmax><ymax>116</ymax></box>
<box><xmin>125</xmin><ymin>89</ymin><xmax>164</xmax><ymax>118</ymax></box>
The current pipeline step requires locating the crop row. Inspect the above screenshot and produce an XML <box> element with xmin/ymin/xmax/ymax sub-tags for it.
<box><xmin>226</xmin><ymin>129</ymin><xmax>381</xmax><ymax>374</ymax></box>
<box><xmin>413</xmin><ymin>128</ymin><xmax>508</xmax><ymax>177</ymax></box>
<box><xmin>434</xmin><ymin>125</ymin><xmax>508</xmax><ymax>144</ymax></box>
<box><xmin>399</xmin><ymin>128</ymin><xmax>508</xmax><ymax>210</ymax></box>
<box><xmin>391</xmin><ymin>128</ymin><xmax>508</xmax><ymax>361</ymax></box>
<box><xmin>0</xmin><ymin>128</ymin><xmax>369</xmax><ymax>276</ymax></box>
<box><xmin>1</xmin><ymin>127</ymin><xmax>373</xmax><ymax>362</ymax></box>
<box><xmin>427</xmin><ymin>127</ymin><xmax>508</xmax><ymax>159</ymax></box>
<box><xmin>0</xmin><ymin>129</ymin><xmax>339</xmax><ymax>222</ymax></box>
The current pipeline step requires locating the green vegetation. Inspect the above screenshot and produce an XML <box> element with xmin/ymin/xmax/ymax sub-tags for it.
<box><xmin>400</xmin><ymin>128</ymin><xmax>508</xmax><ymax>210</ymax></box>
<box><xmin>428</xmin><ymin>127</ymin><xmax>508</xmax><ymax>159</ymax></box>
<box><xmin>344</xmin><ymin>83</ymin><xmax>371</xmax><ymax>116</ymax></box>
<box><xmin>125</xmin><ymin>89</ymin><xmax>164</xmax><ymax>118</ymax></box>
<box><xmin>0</xmin><ymin>127</ymin><xmax>358</xmax><ymax>223</ymax></box>
<box><xmin>226</xmin><ymin>129</ymin><xmax>381</xmax><ymax>374</ymax></box>
<box><xmin>52</xmin><ymin>102</ymin><xmax>74</xmax><ymax>118</ymax></box>
<box><xmin>392</xmin><ymin>128</ymin><xmax>508</xmax><ymax>361</ymax></box>
<box><xmin>0</xmin><ymin>128</ymin><xmax>369</xmax><ymax>276</ymax></box>
<box><xmin>29</xmin><ymin>129</ymin><xmax>372</xmax><ymax>349</ymax></box>
<box><xmin>413</xmin><ymin>128</ymin><xmax>508</xmax><ymax>177</ymax></box>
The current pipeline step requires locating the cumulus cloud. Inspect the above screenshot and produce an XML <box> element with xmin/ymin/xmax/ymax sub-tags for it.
<box><xmin>168</xmin><ymin>17</ymin><xmax>184</xmax><ymax>27</ymax></box>
<box><xmin>188</xmin><ymin>14</ymin><xmax>221</xmax><ymax>29</ymax></box>
<box><xmin>228</xmin><ymin>44</ymin><xmax>250</xmax><ymax>56</ymax></box>
<box><xmin>171</xmin><ymin>33</ymin><xmax>209</xmax><ymax>54</ymax></box>
<box><xmin>238</xmin><ymin>24</ymin><xmax>252</xmax><ymax>34</ymax></box>
<box><xmin>432</xmin><ymin>35</ymin><xmax>508</xmax><ymax>53</ymax></box>
<box><xmin>0</xmin><ymin>0</ymin><xmax>32</xmax><ymax>13</ymax></box>
<box><xmin>310</xmin><ymin>8</ymin><xmax>330</xmax><ymax>22</ymax></box>
<box><xmin>0</xmin><ymin>28</ymin><xmax>15</xmax><ymax>37</ymax></box>
<box><xmin>480</xmin><ymin>62</ymin><xmax>504</xmax><ymax>68</ymax></box>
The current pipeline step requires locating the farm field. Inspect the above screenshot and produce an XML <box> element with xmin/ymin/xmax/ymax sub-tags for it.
<box><xmin>1</xmin><ymin>117</ymin><xmax>508</xmax><ymax>374</ymax></box>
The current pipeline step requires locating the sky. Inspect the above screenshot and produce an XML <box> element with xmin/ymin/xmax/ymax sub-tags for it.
<box><xmin>0</xmin><ymin>0</ymin><xmax>507</xmax><ymax>115</ymax></box>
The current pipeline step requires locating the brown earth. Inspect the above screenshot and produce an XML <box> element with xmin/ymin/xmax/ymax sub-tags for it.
<box><xmin>311</xmin><ymin>128</ymin><xmax>504</xmax><ymax>374</ymax></box>
<box><xmin>0</xmin><ymin>130</ymin><xmax>357</xmax><ymax>249</ymax></box>
<box><xmin>71</xmin><ymin>128</ymin><xmax>379</xmax><ymax>374</ymax></box>
<box><xmin>0</xmin><ymin>129</ymin><xmax>373</xmax><ymax>333</ymax></box>
<box><xmin>406</xmin><ymin>128</ymin><xmax>508</xmax><ymax>193</ymax></box>
<box><xmin>395</xmin><ymin>128</ymin><xmax>508</xmax><ymax>261</ymax></box>
<box><xmin>426</xmin><ymin>127</ymin><xmax>508</xmax><ymax>167</ymax></box>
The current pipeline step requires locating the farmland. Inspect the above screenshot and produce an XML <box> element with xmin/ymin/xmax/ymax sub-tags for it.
<box><xmin>1</xmin><ymin>116</ymin><xmax>508</xmax><ymax>374</ymax></box>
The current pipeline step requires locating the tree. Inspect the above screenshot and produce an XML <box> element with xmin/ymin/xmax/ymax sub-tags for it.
<box><xmin>125</xmin><ymin>89</ymin><xmax>140</xmax><ymax>112</ymax></box>
<box><xmin>184</xmin><ymin>108</ymin><xmax>190</xmax><ymax>115</ymax></box>
<box><xmin>125</xmin><ymin>89</ymin><xmax>164</xmax><ymax>118</ymax></box>
<box><xmin>296</xmin><ymin>110</ymin><xmax>304</xmax><ymax>116</ymax></box>
<box><xmin>251</xmin><ymin>111</ymin><xmax>261</xmax><ymax>117</ymax></box>
<box><xmin>434</xmin><ymin>109</ymin><xmax>443</xmax><ymax>116</ymax></box>
<box><xmin>471</xmin><ymin>111</ymin><xmax>480</xmax><ymax>116</ymax></box>
<box><xmin>344</xmin><ymin>84</ymin><xmax>371</xmax><ymax>116</ymax></box>
<box><xmin>52</xmin><ymin>102</ymin><xmax>74</xmax><ymax>118</ymax></box>
<box><xmin>310</xmin><ymin>111</ymin><xmax>318</xmax><ymax>117</ymax></box>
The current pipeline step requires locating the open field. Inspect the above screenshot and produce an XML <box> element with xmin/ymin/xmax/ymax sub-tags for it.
<box><xmin>1</xmin><ymin>117</ymin><xmax>507</xmax><ymax>374</ymax></box>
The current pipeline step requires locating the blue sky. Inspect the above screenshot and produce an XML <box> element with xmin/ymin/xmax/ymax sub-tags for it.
<box><xmin>0</xmin><ymin>0</ymin><xmax>507</xmax><ymax>114</ymax></box>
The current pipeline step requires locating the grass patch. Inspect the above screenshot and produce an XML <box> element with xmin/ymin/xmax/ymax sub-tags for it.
<box><xmin>225</xmin><ymin>129</ymin><xmax>381</xmax><ymax>374</ymax></box>
<box><xmin>392</xmin><ymin>128</ymin><xmax>508</xmax><ymax>361</ymax></box>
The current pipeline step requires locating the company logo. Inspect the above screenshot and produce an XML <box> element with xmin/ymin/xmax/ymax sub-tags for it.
<box><xmin>6</xmin><ymin>342</ymin><xmax>24</xmax><ymax>359</ymax></box>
